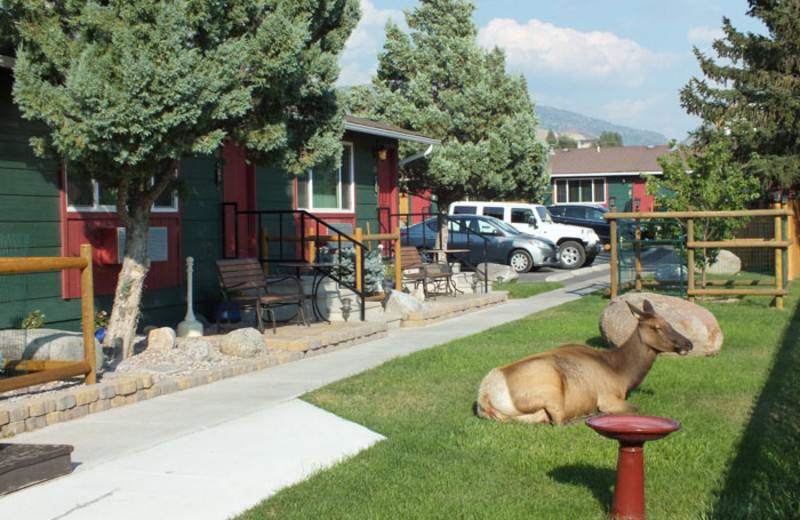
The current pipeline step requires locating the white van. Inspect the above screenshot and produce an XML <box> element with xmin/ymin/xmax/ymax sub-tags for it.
<box><xmin>449</xmin><ymin>201</ymin><xmax>602</xmax><ymax>269</ymax></box>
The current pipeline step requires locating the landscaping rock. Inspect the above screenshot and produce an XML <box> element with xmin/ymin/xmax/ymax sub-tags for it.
<box><xmin>599</xmin><ymin>292</ymin><xmax>723</xmax><ymax>357</ymax></box>
<box><xmin>654</xmin><ymin>265</ymin><xmax>688</xmax><ymax>283</ymax></box>
<box><xmin>0</xmin><ymin>329</ymin><xmax>104</xmax><ymax>370</ymax></box>
<box><xmin>703</xmin><ymin>249</ymin><xmax>741</xmax><ymax>275</ymax></box>
<box><xmin>476</xmin><ymin>263</ymin><xmax>518</xmax><ymax>283</ymax></box>
<box><xmin>147</xmin><ymin>327</ymin><xmax>176</xmax><ymax>351</ymax></box>
<box><xmin>218</xmin><ymin>327</ymin><xmax>267</xmax><ymax>358</ymax></box>
<box><xmin>384</xmin><ymin>290</ymin><xmax>425</xmax><ymax>318</ymax></box>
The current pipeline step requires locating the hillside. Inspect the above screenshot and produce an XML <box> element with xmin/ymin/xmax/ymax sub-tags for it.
<box><xmin>535</xmin><ymin>105</ymin><xmax>669</xmax><ymax>146</ymax></box>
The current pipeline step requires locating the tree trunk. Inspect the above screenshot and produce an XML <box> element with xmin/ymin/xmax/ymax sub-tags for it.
<box><xmin>104</xmin><ymin>203</ymin><xmax>152</xmax><ymax>360</ymax></box>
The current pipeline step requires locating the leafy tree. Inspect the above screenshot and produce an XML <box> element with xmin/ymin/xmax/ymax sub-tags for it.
<box><xmin>361</xmin><ymin>0</ymin><xmax>548</xmax><ymax>217</ymax></box>
<box><xmin>646</xmin><ymin>136</ymin><xmax>760</xmax><ymax>285</ymax></box>
<box><xmin>556</xmin><ymin>135</ymin><xmax>578</xmax><ymax>149</ymax></box>
<box><xmin>9</xmin><ymin>0</ymin><xmax>359</xmax><ymax>358</ymax></box>
<box><xmin>681</xmin><ymin>0</ymin><xmax>800</xmax><ymax>192</ymax></box>
<box><xmin>596</xmin><ymin>131</ymin><xmax>623</xmax><ymax>148</ymax></box>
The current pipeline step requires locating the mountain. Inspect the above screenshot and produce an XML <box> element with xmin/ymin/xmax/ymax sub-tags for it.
<box><xmin>535</xmin><ymin>105</ymin><xmax>669</xmax><ymax>147</ymax></box>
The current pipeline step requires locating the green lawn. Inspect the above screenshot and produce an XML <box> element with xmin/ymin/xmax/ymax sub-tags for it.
<box><xmin>236</xmin><ymin>287</ymin><xmax>800</xmax><ymax>520</ymax></box>
<box><xmin>491</xmin><ymin>280</ymin><xmax>563</xmax><ymax>298</ymax></box>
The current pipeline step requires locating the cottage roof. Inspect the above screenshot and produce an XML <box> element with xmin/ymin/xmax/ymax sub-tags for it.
<box><xmin>344</xmin><ymin>114</ymin><xmax>440</xmax><ymax>146</ymax></box>
<box><xmin>548</xmin><ymin>145</ymin><xmax>671</xmax><ymax>177</ymax></box>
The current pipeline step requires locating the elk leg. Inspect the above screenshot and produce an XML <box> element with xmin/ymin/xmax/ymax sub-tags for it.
<box><xmin>511</xmin><ymin>409</ymin><xmax>551</xmax><ymax>424</ymax></box>
<box><xmin>598</xmin><ymin>397</ymin><xmax>638</xmax><ymax>414</ymax></box>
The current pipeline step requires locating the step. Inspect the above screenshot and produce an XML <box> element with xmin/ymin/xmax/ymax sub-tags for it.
<box><xmin>0</xmin><ymin>443</ymin><xmax>73</xmax><ymax>495</ymax></box>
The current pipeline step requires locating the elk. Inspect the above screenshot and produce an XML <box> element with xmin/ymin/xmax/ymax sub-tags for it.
<box><xmin>476</xmin><ymin>300</ymin><xmax>693</xmax><ymax>425</ymax></box>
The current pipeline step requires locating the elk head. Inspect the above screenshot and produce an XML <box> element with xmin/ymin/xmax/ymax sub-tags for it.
<box><xmin>627</xmin><ymin>300</ymin><xmax>693</xmax><ymax>356</ymax></box>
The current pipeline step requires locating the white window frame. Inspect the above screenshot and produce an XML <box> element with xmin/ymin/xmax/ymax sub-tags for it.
<box><xmin>65</xmin><ymin>166</ymin><xmax>179</xmax><ymax>213</ymax></box>
<box><xmin>296</xmin><ymin>143</ymin><xmax>355</xmax><ymax>213</ymax></box>
<box><xmin>553</xmin><ymin>177</ymin><xmax>606</xmax><ymax>204</ymax></box>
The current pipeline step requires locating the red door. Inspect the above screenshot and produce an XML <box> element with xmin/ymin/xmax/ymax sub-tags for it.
<box><xmin>223</xmin><ymin>143</ymin><xmax>257</xmax><ymax>258</ymax></box>
<box><xmin>377</xmin><ymin>147</ymin><xmax>398</xmax><ymax>233</ymax></box>
<box><xmin>632</xmin><ymin>178</ymin><xmax>653</xmax><ymax>212</ymax></box>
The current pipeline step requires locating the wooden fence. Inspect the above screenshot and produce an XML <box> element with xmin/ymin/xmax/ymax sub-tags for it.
<box><xmin>0</xmin><ymin>244</ymin><xmax>96</xmax><ymax>392</ymax></box>
<box><xmin>606</xmin><ymin>209</ymin><xmax>794</xmax><ymax>309</ymax></box>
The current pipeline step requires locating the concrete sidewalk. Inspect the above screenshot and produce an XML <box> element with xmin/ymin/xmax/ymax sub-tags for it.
<box><xmin>1</xmin><ymin>273</ymin><xmax>608</xmax><ymax>520</ymax></box>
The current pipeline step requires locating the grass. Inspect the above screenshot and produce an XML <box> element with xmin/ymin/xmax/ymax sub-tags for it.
<box><xmin>491</xmin><ymin>280</ymin><xmax>563</xmax><ymax>299</ymax></box>
<box><xmin>236</xmin><ymin>288</ymin><xmax>800</xmax><ymax>520</ymax></box>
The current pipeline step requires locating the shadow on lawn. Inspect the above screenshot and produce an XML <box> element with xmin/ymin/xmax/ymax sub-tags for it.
<box><xmin>704</xmin><ymin>299</ymin><xmax>800</xmax><ymax>519</ymax></box>
<box><xmin>548</xmin><ymin>465</ymin><xmax>615</xmax><ymax>513</ymax></box>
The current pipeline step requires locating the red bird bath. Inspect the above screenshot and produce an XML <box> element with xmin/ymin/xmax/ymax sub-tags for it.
<box><xmin>585</xmin><ymin>414</ymin><xmax>681</xmax><ymax>520</ymax></box>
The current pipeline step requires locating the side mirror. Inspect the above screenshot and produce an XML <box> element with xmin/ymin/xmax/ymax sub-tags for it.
<box><xmin>529</xmin><ymin>216</ymin><xmax>538</xmax><ymax>228</ymax></box>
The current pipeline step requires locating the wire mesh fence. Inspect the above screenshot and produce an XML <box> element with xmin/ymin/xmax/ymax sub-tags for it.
<box><xmin>611</xmin><ymin>209</ymin><xmax>792</xmax><ymax>307</ymax></box>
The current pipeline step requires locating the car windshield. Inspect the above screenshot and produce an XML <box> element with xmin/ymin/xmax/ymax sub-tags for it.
<box><xmin>536</xmin><ymin>206</ymin><xmax>554</xmax><ymax>224</ymax></box>
<box><xmin>490</xmin><ymin>218</ymin><xmax>522</xmax><ymax>235</ymax></box>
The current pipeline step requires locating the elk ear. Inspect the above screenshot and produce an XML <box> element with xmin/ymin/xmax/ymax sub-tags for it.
<box><xmin>642</xmin><ymin>300</ymin><xmax>656</xmax><ymax>314</ymax></box>
<box><xmin>626</xmin><ymin>300</ymin><xmax>645</xmax><ymax>319</ymax></box>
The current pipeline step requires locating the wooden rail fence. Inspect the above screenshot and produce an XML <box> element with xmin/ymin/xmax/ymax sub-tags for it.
<box><xmin>606</xmin><ymin>209</ymin><xmax>793</xmax><ymax>309</ymax></box>
<box><xmin>0</xmin><ymin>244</ymin><xmax>96</xmax><ymax>392</ymax></box>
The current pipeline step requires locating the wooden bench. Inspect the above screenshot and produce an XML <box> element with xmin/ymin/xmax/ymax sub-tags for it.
<box><xmin>399</xmin><ymin>246</ymin><xmax>453</xmax><ymax>297</ymax></box>
<box><xmin>215</xmin><ymin>258</ymin><xmax>307</xmax><ymax>333</ymax></box>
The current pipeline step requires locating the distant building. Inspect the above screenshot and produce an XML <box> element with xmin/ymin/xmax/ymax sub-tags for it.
<box><xmin>544</xmin><ymin>145</ymin><xmax>671</xmax><ymax>211</ymax></box>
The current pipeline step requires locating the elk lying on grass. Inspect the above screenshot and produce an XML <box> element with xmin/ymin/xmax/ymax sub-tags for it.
<box><xmin>476</xmin><ymin>300</ymin><xmax>693</xmax><ymax>425</ymax></box>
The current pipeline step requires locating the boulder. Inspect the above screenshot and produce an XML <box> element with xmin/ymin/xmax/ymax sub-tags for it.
<box><xmin>219</xmin><ymin>327</ymin><xmax>267</xmax><ymax>358</ymax></box>
<box><xmin>0</xmin><ymin>328</ymin><xmax>104</xmax><ymax>370</ymax></box>
<box><xmin>147</xmin><ymin>327</ymin><xmax>176</xmax><ymax>351</ymax></box>
<box><xmin>654</xmin><ymin>265</ymin><xmax>688</xmax><ymax>283</ymax></box>
<box><xmin>702</xmin><ymin>249</ymin><xmax>741</xmax><ymax>276</ymax></box>
<box><xmin>384</xmin><ymin>290</ymin><xmax>425</xmax><ymax>318</ymax></box>
<box><xmin>600</xmin><ymin>292</ymin><xmax>723</xmax><ymax>357</ymax></box>
<box><xmin>476</xmin><ymin>263</ymin><xmax>519</xmax><ymax>283</ymax></box>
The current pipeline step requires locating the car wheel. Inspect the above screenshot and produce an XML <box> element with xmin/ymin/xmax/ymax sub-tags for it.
<box><xmin>509</xmin><ymin>249</ymin><xmax>533</xmax><ymax>273</ymax></box>
<box><xmin>557</xmin><ymin>241</ymin><xmax>586</xmax><ymax>270</ymax></box>
<box><xmin>583</xmin><ymin>254</ymin><xmax>596</xmax><ymax>267</ymax></box>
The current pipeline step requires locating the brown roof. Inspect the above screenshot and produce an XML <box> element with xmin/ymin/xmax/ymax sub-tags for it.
<box><xmin>547</xmin><ymin>145</ymin><xmax>671</xmax><ymax>176</ymax></box>
<box><xmin>344</xmin><ymin>114</ymin><xmax>440</xmax><ymax>145</ymax></box>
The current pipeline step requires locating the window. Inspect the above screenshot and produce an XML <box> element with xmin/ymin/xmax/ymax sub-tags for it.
<box><xmin>451</xmin><ymin>205</ymin><xmax>477</xmax><ymax>215</ymax></box>
<box><xmin>510</xmin><ymin>208</ymin><xmax>533</xmax><ymax>224</ymax></box>
<box><xmin>565</xmin><ymin>206</ymin><xmax>585</xmax><ymax>218</ymax></box>
<box><xmin>554</xmin><ymin>178</ymin><xmax>606</xmax><ymax>204</ymax></box>
<box><xmin>66</xmin><ymin>167</ymin><xmax>179</xmax><ymax>212</ymax></box>
<box><xmin>482</xmin><ymin>207</ymin><xmax>504</xmax><ymax>219</ymax></box>
<box><xmin>296</xmin><ymin>143</ymin><xmax>354</xmax><ymax>212</ymax></box>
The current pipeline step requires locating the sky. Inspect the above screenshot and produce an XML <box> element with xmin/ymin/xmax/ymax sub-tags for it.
<box><xmin>337</xmin><ymin>0</ymin><xmax>767</xmax><ymax>142</ymax></box>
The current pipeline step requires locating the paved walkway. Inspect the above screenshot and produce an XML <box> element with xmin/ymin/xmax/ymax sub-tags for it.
<box><xmin>1</xmin><ymin>272</ymin><xmax>609</xmax><ymax>520</ymax></box>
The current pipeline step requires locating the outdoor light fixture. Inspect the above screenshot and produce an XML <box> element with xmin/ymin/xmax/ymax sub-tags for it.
<box><xmin>609</xmin><ymin>196</ymin><xmax>617</xmax><ymax>210</ymax></box>
<box><xmin>377</xmin><ymin>146</ymin><xmax>388</xmax><ymax>161</ymax></box>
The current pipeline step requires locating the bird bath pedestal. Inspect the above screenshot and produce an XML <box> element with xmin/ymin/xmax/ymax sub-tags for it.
<box><xmin>585</xmin><ymin>414</ymin><xmax>681</xmax><ymax>520</ymax></box>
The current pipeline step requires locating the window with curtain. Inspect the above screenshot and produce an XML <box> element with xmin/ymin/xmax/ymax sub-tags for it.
<box><xmin>296</xmin><ymin>143</ymin><xmax>354</xmax><ymax>212</ymax></box>
<box><xmin>553</xmin><ymin>178</ymin><xmax>606</xmax><ymax>204</ymax></box>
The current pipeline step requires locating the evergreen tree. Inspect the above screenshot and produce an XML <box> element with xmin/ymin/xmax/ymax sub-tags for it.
<box><xmin>681</xmin><ymin>0</ymin><xmax>800</xmax><ymax>191</ymax></box>
<box><xmin>365</xmin><ymin>0</ymin><xmax>548</xmax><ymax>212</ymax></box>
<box><xmin>8</xmin><ymin>0</ymin><xmax>359</xmax><ymax>358</ymax></box>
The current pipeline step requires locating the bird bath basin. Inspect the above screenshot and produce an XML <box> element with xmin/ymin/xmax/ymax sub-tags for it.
<box><xmin>586</xmin><ymin>414</ymin><xmax>681</xmax><ymax>520</ymax></box>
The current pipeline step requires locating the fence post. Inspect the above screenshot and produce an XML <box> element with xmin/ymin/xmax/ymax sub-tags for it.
<box><xmin>308</xmin><ymin>227</ymin><xmax>316</xmax><ymax>263</ymax></box>
<box><xmin>355</xmin><ymin>227</ymin><xmax>363</xmax><ymax>292</ymax></box>
<box><xmin>395</xmin><ymin>233</ymin><xmax>402</xmax><ymax>291</ymax></box>
<box><xmin>775</xmin><ymin>215</ymin><xmax>784</xmax><ymax>310</ymax></box>
<box><xmin>634</xmin><ymin>221</ymin><xmax>642</xmax><ymax>291</ymax></box>
<box><xmin>610</xmin><ymin>219</ymin><xmax>618</xmax><ymax>299</ymax></box>
<box><xmin>687</xmin><ymin>219</ymin><xmax>695</xmax><ymax>303</ymax></box>
<box><xmin>80</xmin><ymin>244</ymin><xmax>96</xmax><ymax>385</ymax></box>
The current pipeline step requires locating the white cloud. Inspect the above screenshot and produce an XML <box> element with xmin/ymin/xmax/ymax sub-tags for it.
<box><xmin>688</xmin><ymin>26</ymin><xmax>724</xmax><ymax>46</ymax></box>
<box><xmin>337</xmin><ymin>0</ymin><xmax>405</xmax><ymax>86</ymax></box>
<box><xmin>477</xmin><ymin>18</ymin><xmax>666</xmax><ymax>88</ymax></box>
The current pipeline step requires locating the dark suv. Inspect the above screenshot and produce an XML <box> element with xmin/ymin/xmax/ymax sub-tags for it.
<box><xmin>547</xmin><ymin>204</ymin><xmax>613</xmax><ymax>243</ymax></box>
